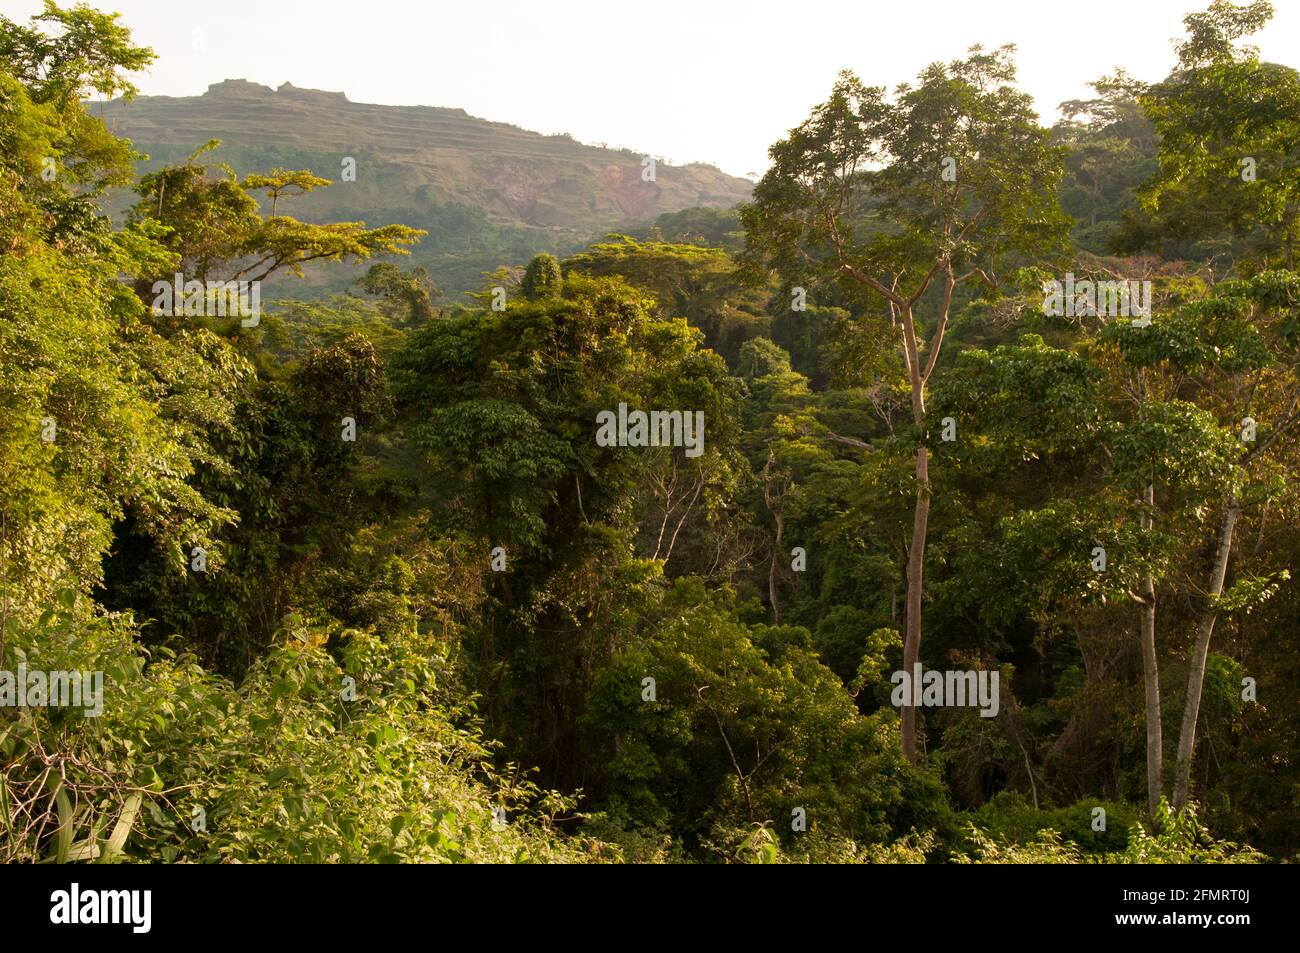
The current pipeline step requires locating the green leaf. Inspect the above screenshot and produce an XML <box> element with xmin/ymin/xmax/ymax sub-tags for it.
<box><xmin>50</xmin><ymin>788</ymin><xmax>74</xmax><ymax>864</ymax></box>
<box><xmin>103</xmin><ymin>793</ymin><xmax>143</xmax><ymax>861</ymax></box>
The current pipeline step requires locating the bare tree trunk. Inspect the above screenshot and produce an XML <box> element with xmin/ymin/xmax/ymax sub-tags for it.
<box><xmin>899</xmin><ymin>302</ymin><xmax>930</xmax><ymax>764</ymax></box>
<box><xmin>762</xmin><ymin>452</ymin><xmax>788</xmax><ymax>625</ymax></box>
<box><xmin>1139</xmin><ymin>481</ymin><xmax>1163</xmax><ymax>820</ymax></box>
<box><xmin>769</xmin><ymin>507</ymin><xmax>784</xmax><ymax>625</ymax></box>
<box><xmin>901</xmin><ymin>445</ymin><xmax>930</xmax><ymax>764</ymax></box>
<box><xmin>1173</xmin><ymin>494</ymin><xmax>1239</xmax><ymax>808</ymax></box>
<box><xmin>841</xmin><ymin>268</ymin><xmax>949</xmax><ymax>764</ymax></box>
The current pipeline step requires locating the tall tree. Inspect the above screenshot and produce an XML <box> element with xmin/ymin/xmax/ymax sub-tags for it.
<box><xmin>130</xmin><ymin>143</ymin><xmax>423</xmax><ymax>294</ymax></box>
<box><xmin>741</xmin><ymin>47</ymin><xmax>1070</xmax><ymax>761</ymax></box>
<box><xmin>1162</xmin><ymin>273</ymin><xmax>1300</xmax><ymax>808</ymax></box>
<box><xmin>1121</xmin><ymin>1</ymin><xmax>1300</xmax><ymax>808</ymax></box>
<box><xmin>520</xmin><ymin>252</ymin><xmax>563</xmax><ymax>301</ymax></box>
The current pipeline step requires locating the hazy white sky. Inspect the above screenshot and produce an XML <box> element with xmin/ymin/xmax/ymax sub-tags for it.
<box><xmin>10</xmin><ymin>0</ymin><xmax>1300</xmax><ymax>178</ymax></box>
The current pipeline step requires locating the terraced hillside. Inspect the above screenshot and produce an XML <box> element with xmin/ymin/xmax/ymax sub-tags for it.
<box><xmin>95</xmin><ymin>79</ymin><xmax>753</xmax><ymax>299</ymax></box>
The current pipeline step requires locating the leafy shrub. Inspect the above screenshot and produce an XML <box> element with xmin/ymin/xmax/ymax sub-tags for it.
<box><xmin>967</xmin><ymin>791</ymin><xmax>1141</xmax><ymax>854</ymax></box>
<box><xmin>1</xmin><ymin>595</ymin><xmax>594</xmax><ymax>863</ymax></box>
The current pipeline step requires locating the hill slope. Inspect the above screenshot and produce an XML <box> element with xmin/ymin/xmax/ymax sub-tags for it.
<box><xmin>96</xmin><ymin>79</ymin><xmax>753</xmax><ymax>299</ymax></box>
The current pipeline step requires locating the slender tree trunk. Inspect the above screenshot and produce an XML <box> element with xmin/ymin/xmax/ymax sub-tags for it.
<box><xmin>1139</xmin><ymin>481</ymin><xmax>1163</xmax><ymax>820</ymax></box>
<box><xmin>1173</xmin><ymin>494</ymin><xmax>1240</xmax><ymax>808</ymax></box>
<box><xmin>762</xmin><ymin>452</ymin><xmax>786</xmax><ymax>625</ymax></box>
<box><xmin>899</xmin><ymin>302</ymin><xmax>930</xmax><ymax>764</ymax></box>
<box><xmin>853</xmin><ymin>270</ymin><xmax>949</xmax><ymax>764</ymax></box>
<box><xmin>769</xmin><ymin>507</ymin><xmax>783</xmax><ymax>625</ymax></box>
<box><xmin>901</xmin><ymin>444</ymin><xmax>930</xmax><ymax>763</ymax></box>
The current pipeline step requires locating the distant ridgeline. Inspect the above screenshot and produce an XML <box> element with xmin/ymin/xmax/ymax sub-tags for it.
<box><xmin>93</xmin><ymin>79</ymin><xmax>752</xmax><ymax>301</ymax></box>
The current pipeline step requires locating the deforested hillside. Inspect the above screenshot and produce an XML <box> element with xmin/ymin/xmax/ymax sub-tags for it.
<box><xmin>93</xmin><ymin>79</ymin><xmax>753</xmax><ymax>298</ymax></box>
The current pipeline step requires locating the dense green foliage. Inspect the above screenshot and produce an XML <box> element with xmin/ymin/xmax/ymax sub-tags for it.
<box><xmin>1</xmin><ymin>1</ymin><xmax>1295</xmax><ymax>864</ymax></box>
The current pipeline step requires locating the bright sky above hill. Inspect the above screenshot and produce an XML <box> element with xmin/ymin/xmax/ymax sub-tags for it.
<box><xmin>11</xmin><ymin>0</ymin><xmax>1300</xmax><ymax>180</ymax></box>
